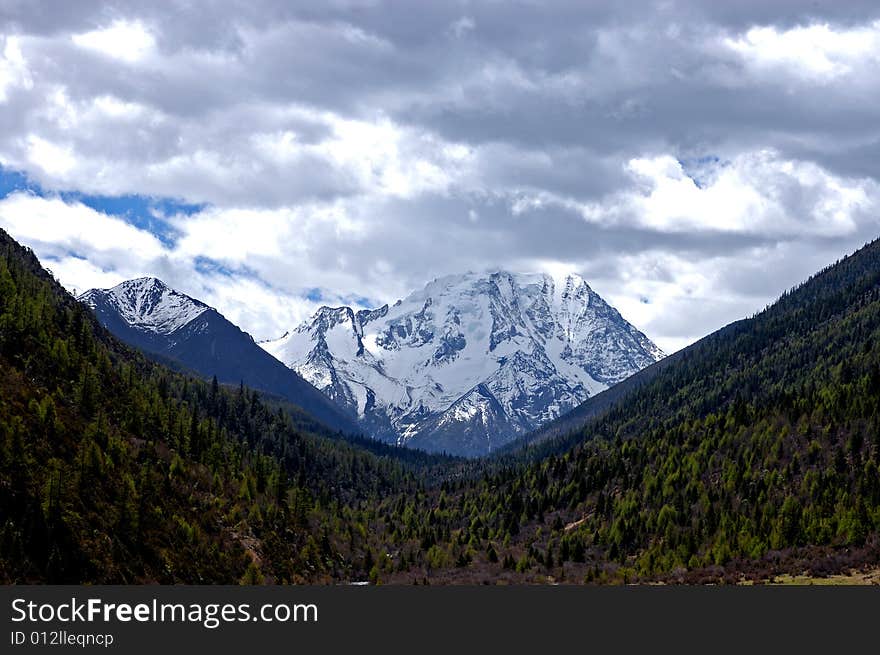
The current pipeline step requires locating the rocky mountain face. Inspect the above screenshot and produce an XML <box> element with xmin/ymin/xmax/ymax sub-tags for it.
<box><xmin>79</xmin><ymin>278</ymin><xmax>359</xmax><ymax>435</ymax></box>
<box><xmin>262</xmin><ymin>272</ymin><xmax>664</xmax><ymax>456</ymax></box>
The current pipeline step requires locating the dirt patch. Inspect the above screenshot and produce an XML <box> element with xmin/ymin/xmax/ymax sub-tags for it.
<box><xmin>564</xmin><ymin>517</ymin><xmax>587</xmax><ymax>532</ymax></box>
<box><xmin>231</xmin><ymin>531</ymin><xmax>263</xmax><ymax>567</ymax></box>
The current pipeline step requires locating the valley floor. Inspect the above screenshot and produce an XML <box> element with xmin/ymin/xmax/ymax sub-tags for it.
<box><xmin>764</xmin><ymin>568</ymin><xmax>880</xmax><ymax>585</ymax></box>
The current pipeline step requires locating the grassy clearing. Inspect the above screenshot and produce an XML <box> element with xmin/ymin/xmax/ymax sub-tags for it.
<box><xmin>766</xmin><ymin>568</ymin><xmax>880</xmax><ymax>585</ymax></box>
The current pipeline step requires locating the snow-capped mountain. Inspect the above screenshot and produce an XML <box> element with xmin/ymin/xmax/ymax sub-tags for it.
<box><xmin>80</xmin><ymin>277</ymin><xmax>210</xmax><ymax>341</ymax></box>
<box><xmin>79</xmin><ymin>278</ymin><xmax>358</xmax><ymax>435</ymax></box>
<box><xmin>261</xmin><ymin>271</ymin><xmax>664</xmax><ymax>456</ymax></box>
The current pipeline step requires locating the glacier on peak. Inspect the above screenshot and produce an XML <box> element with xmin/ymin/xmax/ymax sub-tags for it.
<box><xmin>78</xmin><ymin>277</ymin><xmax>360</xmax><ymax>436</ymax></box>
<box><xmin>79</xmin><ymin>277</ymin><xmax>209</xmax><ymax>335</ymax></box>
<box><xmin>261</xmin><ymin>270</ymin><xmax>664</xmax><ymax>456</ymax></box>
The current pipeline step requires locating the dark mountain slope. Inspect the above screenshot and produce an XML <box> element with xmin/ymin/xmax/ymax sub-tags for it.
<box><xmin>367</xmin><ymin>238</ymin><xmax>880</xmax><ymax>582</ymax></box>
<box><xmin>4</xmin><ymin>224</ymin><xmax>880</xmax><ymax>585</ymax></box>
<box><xmin>80</xmin><ymin>279</ymin><xmax>358</xmax><ymax>437</ymax></box>
<box><xmin>0</xmin><ymin>228</ymin><xmax>416</xmax><ymax>583</ymax></box>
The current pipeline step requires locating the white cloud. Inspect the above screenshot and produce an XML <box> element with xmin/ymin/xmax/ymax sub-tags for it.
<box><xmin>0</xmin><ymin>192</ymin><xmax>386</xmax><ymax>340</ymax></box>
<box><xmin>596</xmin><ymin>251</ymin><xmax>740</xmax><ymax>354</ymax></box>
<box><xmin>0</xmin><ymin>193</ymin><xmax>165</xmax><ymax>260</ymax></box>
<box><xmin>622</xmin><ymin>151</ymin><xmax>873</xmax><ymax>236</ymax></box>
<box><xmin>0</xmin><ymin>36</ymin><xmax>33</xmax><ymax>102</ymax></box>
<box><xmin>71</xmin><ymin>20</ymin><xmax>156</xmax><ymax>63</ymax></box>
<box><xmin>314</xmin><ymin>116</ymin><xmax>467</xmax><ymax>199</ymax></box>
<box><xmin>499</xmin><ymin>149</ymin><xmax>877</xmax><ymax>242</ymax></box>
<box><xmin>2</xmin><ymin>3</ymin><xmax>880</xmax><ymax>354</ymax></box>
<box><xmin>90</xmin><ymin>95</ymin><xmax>148</xmax><ymax>120</ymax></box>
<box><xmin>0</xmin><ymin>193</ymin><xmax>175</xmax><ymax>302</ymax></box>
<box><xmin>450</xmin><ymin>16</ymin><xmax>476</xmax><ymax>39</ymax></box>
<box><xmin>724</xmin><ymin>21</ymin><xmax>880</xmax><ymax>79</ymax></box>
<box><xmin>44</xmin><ymin>255</ymin><xmax>127</xmax><ymax>297</ymax></box>
<box><xmin>171</xmin><ymin>207</ymin><xmax>296</xmax><ymax>263</ymax></box>
<box><xmin>195</xmin><ymin>275</ymin><xmax>317</xmax><ymax>342</ymax></box>
<box><xmin>25</xmin><ymin>136</ymin><xmax>77</xmax><ymax>177</ymax></box>
<box><xmin>0</xmin><ymin>192</ymin><xmax>325</xmax><ymax>341</ymax></box>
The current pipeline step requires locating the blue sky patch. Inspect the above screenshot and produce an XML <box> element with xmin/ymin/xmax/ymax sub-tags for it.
<box><xmin>194</xmin><ymin>256</ymin><xmax>245</xmax><ymax>278</ymax></box>
<box><xmin>677</xmin><ymin>155</ymin><xmax>726</xmax><ymax>189</ymax></box>
<box><xmin>0</xmin><ymin>166</ymin><xmax>204</xmax><ymax>247</ymax></box>
<box><xmin>347</xmin><ymin>294</ymin><xmax>379</xmax><ymax>309</ymax></box>
<box><xmin>0</xmin><ymin>168</ymin><xmax>41</xmax><ymax>197</ymax></box>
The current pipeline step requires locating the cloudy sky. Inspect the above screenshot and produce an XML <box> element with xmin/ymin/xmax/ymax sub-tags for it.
<box><xmin>2</xmin><ymin>1</ymin><xmax>880</xmax><ymax>352</ymax></box>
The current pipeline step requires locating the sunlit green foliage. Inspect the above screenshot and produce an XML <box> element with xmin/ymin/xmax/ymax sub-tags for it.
<box><xmin>2</xmin><ymin>228</ymin><xmax>879</xmax><ymax>584</ymax></box>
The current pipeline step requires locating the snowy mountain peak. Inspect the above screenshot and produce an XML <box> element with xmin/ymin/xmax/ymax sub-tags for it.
<box><xmin>79</xmin><ymin>277</ymin><xmax>209</xmax><ymax>334</ymax></box>
<box><xmin>262</xmin><ymin>270</ymin><xmax>665</xmax><ymax>456</ymax></box>
<box><xmin>78</xmin><ymin>278</ymin><xmax>359</xmax><ymax>435</ymax></box>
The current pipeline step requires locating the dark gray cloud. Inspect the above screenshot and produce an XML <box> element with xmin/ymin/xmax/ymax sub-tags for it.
<box><xmin>1</xmin><ymin>0</ymin><xmax>879</xmax><ymax>351</ymax></box>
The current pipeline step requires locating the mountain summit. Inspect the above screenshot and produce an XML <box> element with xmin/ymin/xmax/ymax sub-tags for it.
<box><xmin>262</xmin><ymin>271</ymin><xmax>663</xmax><ymax>455</ymax></box>
<box><xmin>80</xmin><ymin>277</ymin><xmax>209</xmax><ymax>337</ymax></box>
<box><xmin>79</xmin><ymin>278</ymin><xmax>358</xmax><ymax>435</ymax></box>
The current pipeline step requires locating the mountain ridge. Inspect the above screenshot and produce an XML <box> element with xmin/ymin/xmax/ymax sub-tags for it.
<box><xmin>0</xmin><ymin>227</ymin><xmax>420</xmax><ymax>584</ymax></box>
<box><xmin>263</xmin><ymin>270</ymin><xmax>663</xmax><ymax>455</ymax></box>
<box><xmin>3</xmin><ymin>224</ymin><xmax>879</xmax><ymax>584</ymax></box>
<box><xmin>79</xmin><ymin>277</ymin><xmax>359</xmax><ymax>436</ymax></box>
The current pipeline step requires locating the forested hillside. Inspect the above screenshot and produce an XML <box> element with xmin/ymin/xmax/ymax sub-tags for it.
<box><xmin>80</xmin><ymin>278</ymin><xmax>360</xmax><ymax>436</ymax></box>
<box><xmin>0</xmin><ymin>228</ymin><xmax>425</xmax><ymax>583</ymax></box>
<box><xmin>2</xmin><ymin>225</ymin><xmax>879</xmax><ymax>584</ymax></box>
<box><xmin>366</xmin><ymin>238</ymin><xmax>880</xmax><ymax>583</ymax></box>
